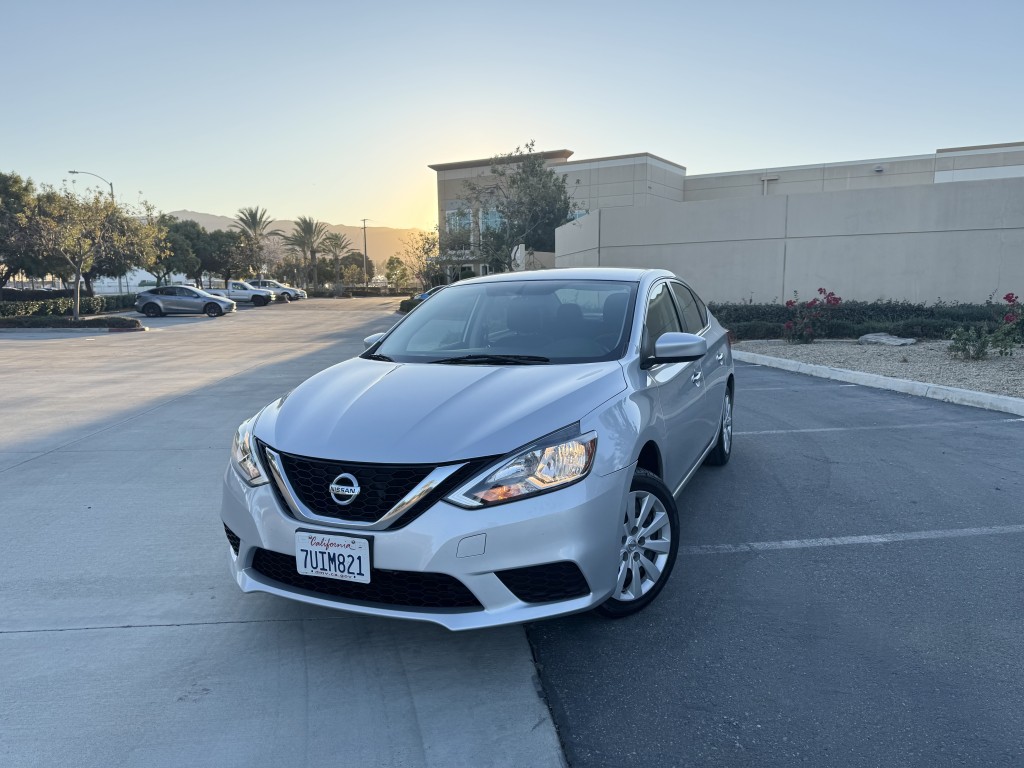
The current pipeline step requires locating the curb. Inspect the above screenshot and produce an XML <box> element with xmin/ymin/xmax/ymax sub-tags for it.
<box><xmin>733</xmin><ymin>350</ymin><xmax>1024</xmax><ymax>418</ymax></box>
<box><xmin>108</xmin><ymin>326</ymin><xmax>148</xmax><ymax>333</ymax></box>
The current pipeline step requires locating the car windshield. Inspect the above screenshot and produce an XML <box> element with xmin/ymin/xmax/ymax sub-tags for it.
<box><xmin>371</xmin><ymin>279</ymin><xmax>638</xmax><ymax>364</ymax></box>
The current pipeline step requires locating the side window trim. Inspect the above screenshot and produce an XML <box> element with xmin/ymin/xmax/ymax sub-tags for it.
<box><xmin>669</xmin><ymin>280</ymin><xmax>708</xmax><ymax>335</ymax></box>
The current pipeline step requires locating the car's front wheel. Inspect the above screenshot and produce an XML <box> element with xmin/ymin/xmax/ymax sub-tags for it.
<box><xmin>595</xmin><ymin>468</ymin><xmax>679</xmax><ymax>618</ymax></box>
<box><xmin>205</xmin><ymin>303</ymin><xmax>223</xmax><ymax>317</ymax></box>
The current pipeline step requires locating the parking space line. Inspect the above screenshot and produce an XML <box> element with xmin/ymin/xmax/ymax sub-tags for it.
<box><xmin>680</xmin><ymin>524</ymin><xmax>1024</xmax><ymax>555</ymax></box>
<box><xmin>737</xmin><ymin>417</ymin><xmax>1024</xmax><ymax>436</ymax></box>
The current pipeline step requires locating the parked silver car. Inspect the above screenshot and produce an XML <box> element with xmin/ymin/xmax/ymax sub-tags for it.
<box><xmin>221</xmin><ymin>268</ymin><xmax>734</xmax><ymax>630</ymax></box>
<box><xmin>135</xmin><ymin>286</ymin><xmax>236</xmax><ymax>317</ymax></box>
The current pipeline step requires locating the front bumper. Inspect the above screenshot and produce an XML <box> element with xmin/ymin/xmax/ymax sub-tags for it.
<box><xmin>220</xmin><ymin>461</ymin><xmax>633</xmax><ymax>630</ymax></box>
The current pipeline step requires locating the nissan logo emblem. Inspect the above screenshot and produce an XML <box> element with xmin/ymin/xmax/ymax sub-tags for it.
<box><xmin>329</xmin><ymin>472</ymin><xmax>360</xmax><ymax>506</ymax></box>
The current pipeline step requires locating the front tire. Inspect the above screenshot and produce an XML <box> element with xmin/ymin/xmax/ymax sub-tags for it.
<box><xmin>705</xmin><ymin>387</ymin><xmax>733</xmax><ymax>467</ymax></box>
<box><xmin>254</xmin><ymin>296</ymin><xmax>268</xmax><ymax>306</ymax></box>
<box><xmin>205</xmin><ymin>303</ymin><xmax>223</xmax><ymax>318</ymax></box>
<box><xmin>595</xmin><ymin>468</ymin><xmax>680</xmax><ymax>618</ymax></box>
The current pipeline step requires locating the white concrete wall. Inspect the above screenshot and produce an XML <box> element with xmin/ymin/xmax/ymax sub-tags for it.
<box><xmin>557</xmin><ymin>155</ymin><xmax>685</xmax><ymax>213</ymax></box>
<box><xmin>556</xmin><ymin>177</ymin><xmax>1024</xmax><ymax>304</ymax></box>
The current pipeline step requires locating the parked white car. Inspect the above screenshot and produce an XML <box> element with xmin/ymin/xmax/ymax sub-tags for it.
<box><xmin>248</xmin><ymin>279</ymin><xmax>307</xmax><ymax>301</ymax></box>
<box><xmin>205</xmin><ymin>280</ymin><xmax>275</xmax><ymax>306</ymax></box>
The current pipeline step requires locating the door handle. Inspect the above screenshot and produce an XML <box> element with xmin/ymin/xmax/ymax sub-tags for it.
<box><xmin>691</xmin><ymin>371</ymin><xmax>702</xmax><ymax>385</ymax></box>
<box><xmin>716</xmin><ymin>352</ymin><xmax>725</xmax><ymax>362</ymax></box>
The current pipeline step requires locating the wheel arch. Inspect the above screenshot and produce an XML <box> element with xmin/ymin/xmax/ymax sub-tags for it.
<box><xmin>635</xmin><ymin>441</ymin><xmax>663</xmax><ymax>478</ymax></box>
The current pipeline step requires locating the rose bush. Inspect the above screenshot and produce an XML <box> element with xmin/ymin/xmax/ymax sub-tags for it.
<box><xmin>783</xmin><ymin>288</ymin><xmax>842</xmax><ymax>344</ymax></box>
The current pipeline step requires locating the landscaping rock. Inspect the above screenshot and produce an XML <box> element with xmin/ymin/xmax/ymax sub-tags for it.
<box><xmin>858</xmin><ymin>333</ymin><xmax>916</xmax><ymax>346</ymax></box>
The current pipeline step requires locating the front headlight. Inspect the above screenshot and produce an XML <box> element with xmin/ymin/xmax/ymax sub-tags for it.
<box><xmin>445</xmin><ymin>425</ymin><xmax>597</xmax><ymax>508</ymax></box>
<box><xmin>231</xmin><ymin>413</ymin><xmax>268</xmax><ymax>486</ymax></box>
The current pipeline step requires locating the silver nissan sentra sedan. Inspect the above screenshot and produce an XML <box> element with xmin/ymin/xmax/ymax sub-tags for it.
<box><xmin>220</xmin><ymin>268</ymin><xmax>734</xmax><ymax>630</ymax></box>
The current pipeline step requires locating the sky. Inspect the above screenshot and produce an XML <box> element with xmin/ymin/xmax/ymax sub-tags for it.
<box><xmin>4</xmin><ymin>0</ymin><xmax>1023</xmax><ymax>231</ymax></box>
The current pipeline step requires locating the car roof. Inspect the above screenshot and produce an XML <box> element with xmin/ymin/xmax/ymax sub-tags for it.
<box><xmin>457</xmin><ymin>267</ymin><xmax>670</xmax><ymax>285</ymax></box>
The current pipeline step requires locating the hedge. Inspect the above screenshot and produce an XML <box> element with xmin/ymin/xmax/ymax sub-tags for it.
<box><xmin>710</xmin><ymin>300</ymin><xmax>1006</xmax><ymax>341</ymax></box>
<box><xmin>0</xmin><ymin>293</ymin><xmax>137</xmax><ymax>318</ymax></box>
<box><xmin>0</xmin><ymin>315</ymin><xmax>142</xmax><ymax>329</ymax></box>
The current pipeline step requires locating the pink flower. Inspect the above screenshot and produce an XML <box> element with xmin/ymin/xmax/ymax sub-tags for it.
<box><xmin>785</xmin><ymin>299</ymin><xmax>796</xmax><ymax>308</ymax></box>
<box><xmin>784</xmin><ymin>321</ymin><xmax>794</xmax><ymax>330</ymax></box>
<box><xmin>818</xmin><ymin>287</ymin><xmax>827</xmax><ymax>295</ymax></box>
<box><xmin>806</xmin><ymin>299</ymin><xmax>818</xmax><ymax>307</ymax></box>
<box><xmin>1006</xmin><ymin>313</ymin><xmax>1019</xmax><ymax>324</ymax></box>
<box><xmin>1005</xmin><ymin>293</ymin><xmax>1019</xmax><ymax>305</ymax></box>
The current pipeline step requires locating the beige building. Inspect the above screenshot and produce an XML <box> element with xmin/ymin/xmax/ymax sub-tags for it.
<box><xmin>432</xmin><ymin>141</ymin><xmax>1024</xmax><ymax>303</ymax></box>
<box><xmin>428</xmin><ymin>150</ymin><xmax>687</xmax><ymax>279</ymax></box>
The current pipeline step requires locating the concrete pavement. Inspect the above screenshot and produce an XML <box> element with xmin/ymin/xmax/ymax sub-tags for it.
<box><xmin>0</xmin><ymin>299</ymin><xmax>564</xmax><ymax>768</ymax></box>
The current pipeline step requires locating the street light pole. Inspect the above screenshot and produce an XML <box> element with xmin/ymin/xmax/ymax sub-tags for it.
<box><xmin>68</xmin><ymin>170</ymin><xmax>114</xmax><ymax>201</ymax></box>
<box><xmin>68</xmin><ymin>170</ymin><xmax>120</xmax><ymax>293</ymax></box>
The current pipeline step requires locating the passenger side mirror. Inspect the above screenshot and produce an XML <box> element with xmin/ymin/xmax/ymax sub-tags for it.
<box><xmin>363</xmin><ymin>332</ymin><xmax>385</xmax><ymax>350</ymax></box>
<box><xmin>641</xmin><ymin>332</ymin><xmax>707</xmax><ymax>369</ymax></box>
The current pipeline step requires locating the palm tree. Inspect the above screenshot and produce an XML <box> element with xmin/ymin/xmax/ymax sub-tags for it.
<box><xmin>231</xmin><ymin>207</ymin><xmax>283</xmax><ymax>278</ymax></box>
<box><xmin>323</xmin><ymin>232</ymin><xmax>354</xmax><ymax>294</ymax></box>
<box><xmin>281</xmin><ymin>216</ymin><xmax>330</xmax><ymax>289</ymax></box>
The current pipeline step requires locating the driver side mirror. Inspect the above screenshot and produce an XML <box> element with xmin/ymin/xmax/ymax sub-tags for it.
<box><xmin>641</xmin><ymin>332</ymin><xmax>707</xmax><ymax>369</ymax></box>
<box><xmin>363</xmin><ymin>332</ymin><xmax>385</xmax><ymax>350</ymax></box>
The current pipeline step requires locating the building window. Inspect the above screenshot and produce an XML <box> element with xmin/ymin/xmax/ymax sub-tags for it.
<box><xmin>444</xmin><ymin>203</ymin><xmax>472</xmax><ymax>252</ymax></box>
<box><xmin>479</xmin><ymin>208</ymin><xmax>504</xmax><ymax>233</ymax></box>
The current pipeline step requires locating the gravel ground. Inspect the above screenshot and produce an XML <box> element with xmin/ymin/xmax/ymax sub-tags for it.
<box><xmin>734</xmin><ymin>339</ymin><xmax>1023</xmax><ymax>399</ymax></box>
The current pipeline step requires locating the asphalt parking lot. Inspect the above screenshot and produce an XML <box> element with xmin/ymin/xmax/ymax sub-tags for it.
<box><xmin>3</xmin><ymin>303</ymin><xmax>1022</xmax><ymax>767</ymax></box>
<box><xmin>528</xmin><ymin>362</ymin><xmax>1024</xmax><ymax>767</ymax></box>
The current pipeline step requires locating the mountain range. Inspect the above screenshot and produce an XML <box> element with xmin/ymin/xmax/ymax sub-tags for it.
<box><xmin>169</xmin><ymin>210</ymin><xmax>425</xmax><ymax>269</ymax></box>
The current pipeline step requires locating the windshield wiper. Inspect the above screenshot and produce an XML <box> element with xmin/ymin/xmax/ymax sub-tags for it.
<box><xmin>363</xmin><ymin>353</ymin><xmax>394</xmax><ymax>362</ymax></box>
<box><xmin>431</xmin><ymin>354</ymin><xmax>550</xmax><ymax>365</ymax></box>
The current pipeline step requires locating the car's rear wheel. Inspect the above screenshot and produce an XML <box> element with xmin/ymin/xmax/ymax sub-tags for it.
<box><xmin>595</xmin><ymin>468</ymin><xmax>679</xmax><ymax>618</ymax></box>
<box><xmin>705</xmin><ymin>387</ymin><xmax>733</xmax><ymax>466</ymax></box>
<box><xmin>142</xmin><ymin>303</ymin><xmax>161</xmax><ymax>318</ymax></box>
<box><xmin>205</xmin><ymin>303</ymin><xmax>223</xmax><ymax>317</ymax></box>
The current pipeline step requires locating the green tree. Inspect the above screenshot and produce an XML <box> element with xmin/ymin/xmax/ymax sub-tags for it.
<box><xmin>323</xmin><ymin>232</ymin><xmax>354</xmax><ymax>295</ymax></box>
<box><xmin>84</xmin><ymin>202</ymin><xmax>165</xmax><ymax>294</ymax></box>
<box><xmin>167</xmin><ymin>218</ymin><xmax>216</xmax><ymax>285</ymax></box>
<box><xmin>281</xmin><ymin>216</ymin><xmax>330</xmax><ymax>289</ymax></box>
<box><xmin>232</xmin><ymin>207</ymin><xmax>283</xmax><ymax>279</ymax></box>
<box><xmin>21</xmin><ymin>185</ymin><xmax>127</xmax><ymax>319</ymax></box>
<box><xmin>384</xmin><ymin>255</ymin><xmax>410</xmax><ymax>291</ymax></box>
<box><xmin>0</xmin><ymin>171</ymin><xmax>37</xmax><ymax>288</ymax></box>
<box><xmin>461</xmin><ymin>140</ymin><xmax>575</xmax><ymax>271</ymax></box>
<box><xmin>399</xmin><ymin>230</ymin><xmax>442</xmax><ymax>288</ymax></box>
<box><xmin>340</xmin><ymin>251</ymin><xmax>375</xmax><ymax>283</ymax></box>
<box><xmin>341</xmin><ymin>263</ymin><xmax>363</xmax><ymax>287</ymax></box>
<box><xmin>152</xmin><ymin>215</ymin><xmax>200</xmax><ymax>286</ymax></box>
<box><xmin>207</xmin><ymin>229</ymin><xmax>246</xmax><ymax>283</ymax></box>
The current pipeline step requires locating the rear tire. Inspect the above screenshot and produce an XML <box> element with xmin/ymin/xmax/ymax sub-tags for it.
<box><xmin>142</xmin><ymin>303</ymin><xmax>161</xmax><ymax>318</ymax></box>
<box><xmin>595</xmin><ymin>468</ymin><xmax>679</xmax><ymax>618</ymax></box>
<box><xmin>205</xmin><ymin>303</ymin><xmax>223</xmax><ymax>317</ymax></box>
<box><xmin>705</xmin><ymin>387</ymin><xmax>733</xmax><ymax>467</ymax></box>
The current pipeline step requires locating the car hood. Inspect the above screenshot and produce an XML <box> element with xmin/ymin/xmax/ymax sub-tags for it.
<box><xmin>255</xmin><ymin>357</ymin><xmax>627</xmax><ymax>463</ymax></box>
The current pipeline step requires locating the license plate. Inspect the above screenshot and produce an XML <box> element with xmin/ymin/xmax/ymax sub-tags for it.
<box><xmin>294</xmin><ymin>531</ymin><xmax>371</xmax><ymax>584</ymax></box>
